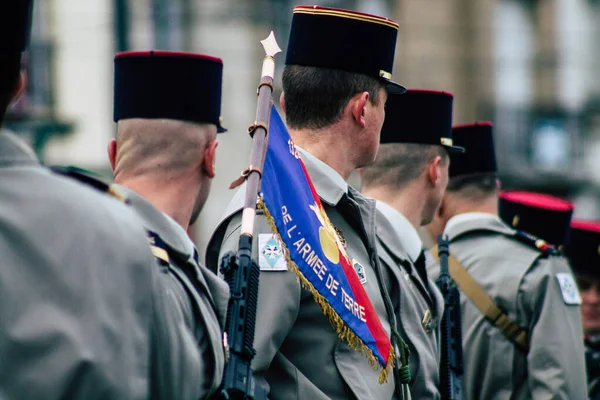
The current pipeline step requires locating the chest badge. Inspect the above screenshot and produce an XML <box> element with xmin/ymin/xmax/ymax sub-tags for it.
<box><xmin>352</xmin><ymin>259</ymin><xmax>368</xmax><ymax>285</ymax></box>
<box><xmin>334</xmin><ymin>227</ymin><xmax>347</xmax><ymax>249</ymax></box>
<box><xmin>421</xmin><ymin>309</ymin><xmax>434</xmax><ymax>333</ymax></box>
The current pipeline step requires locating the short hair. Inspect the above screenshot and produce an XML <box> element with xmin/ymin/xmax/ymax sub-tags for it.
<box><xmin>446</xmin><ymin>172</ymin><xmax>498</xmax><ymax>200</ymax></box>
<box><xmin>0</xmin><ymin>53</ymin><xmax>22</xmax><ymax>123</ymax></box>
<box><xmin>282</xmin><ymin>65</ymin><xmax>385</xmax><ymax>130</ymax></box>
<box><xmin>361</xmin><ymin>143</ymin><xmax>448</xmax><ymax>190</ymax></box>
<box><xmin>115</xmin><ymin>118</ymin><xmax>216</xmax><ymax>179</ymax></box>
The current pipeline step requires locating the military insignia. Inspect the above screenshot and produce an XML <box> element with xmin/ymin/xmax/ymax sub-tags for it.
<box><xmin>421</xmin><ymin>309</ymin><xmax>434</xmax><ymax>333</ymax></box>
<box><xmin>352</xmin><ymin>259</ymin><xmax>367</xmax><ymax>285</ymax></box>
<box><xmin>556</xmin><ymin>273</ymin><xmax>582</xmax><ymax>305</ymax></box>
<box><xmin>334</xmin><ymin>227</ymin><xmax>347</xmax><ymax>249</ymax></box>
<box><xmin>512</xmin><ymin>215</ymin><xmax>520</xmax><ymax>228</ymax></box>
<box><xmin>259</xmin><ymin>234</ymin><xmax>287</xmax><ymax>271</ymax></box>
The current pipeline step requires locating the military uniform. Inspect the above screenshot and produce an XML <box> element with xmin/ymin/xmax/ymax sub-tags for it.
<box><xmin>363</xmin><ymin>89</ymin><xmax>462</xmax><ymax>399</ymax></box>
<box><xmin>586</xmin><ymin>335</ymin><xmax>600</xmax><ymax>400</ymax></box>
<box><xmin>425</xmin><ymin>122</ymin><xmax>586</xmax><ymax>399</ymax></box>
<box><xmin>207</xmin><ymin>150</ymin><xmax>403</xmax><ymax>399</ymax></box>
<box><xmin>0</xmin><ymin>132</ymin><xmax>160</xmax><ymax>399</ymax></box>
<box><xmin>208</xmin><ymin>6</ymin><xmax>407</xmax><ymax>399</ymax></box>
<box><xmin>427</xmin><ymin>213</ymin><xmax>586</xmax><ymax>399</ymax></box>
<box><xmin>111</xmin><ymin>50</ymin><xmax>230</xmax><ymax>399</ymax></box>
<box><xmin>119</xmin><ymin>186</ymin><xmax>229</xmax><ymax>399</ymax></box>
<box><xmin>566</xmin><ymin>220</ymin><xmax>600</xmax><ymax>400</ymax></box>
<box><xmin>375</xmin><ymin>201</ymin><xmax>444</xmax><ymax>399</ymax></box>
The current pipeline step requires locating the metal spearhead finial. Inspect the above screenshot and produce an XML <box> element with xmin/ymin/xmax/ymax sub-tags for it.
<box><xmin>260</xmin><ymin>31</ymin><xmax>281</xmax><ymax>58</ymax></box>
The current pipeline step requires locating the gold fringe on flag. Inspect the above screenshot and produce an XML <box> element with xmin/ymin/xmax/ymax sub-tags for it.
<box><xmin>258</xmin><ymin>200</ymin><xmax>395</xmax><ymax>384</ymax></box>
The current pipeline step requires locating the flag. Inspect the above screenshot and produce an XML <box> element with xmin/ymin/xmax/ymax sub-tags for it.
<box><xmin>258</xmin><ymin>105</ymin><xmax>393</xmax><ymax>382</ymax></box>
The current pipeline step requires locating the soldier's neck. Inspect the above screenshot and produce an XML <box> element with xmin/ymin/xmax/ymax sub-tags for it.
<box><xmin>362</xmin><ymin>185</ymin><xmax>424</xmax><ymax>229</ymax></box>
<box><xmin>288</xmin><ymin>126</ymin><xmax>357</xmax><ymax>181</ymax></box>
<box><xmin>451</xmin><ymin>194</ymin><xmax>498</xmax><ymax>219</ymax></box>
<box><xmin>117</xmin><ymin>175</ymin><xmax>197</xmax><ymax>231</ymax></box>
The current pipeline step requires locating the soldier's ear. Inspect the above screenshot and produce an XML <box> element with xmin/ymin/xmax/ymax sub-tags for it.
<box><xmin>107</xmin><ymin>139</ymin><xmax>117</xmax><ymax>172</ymax></box>
<box><xmin>280</xmin><ymin>92</ymin><xmax>286</xmax><ymax>113</ymax></box>
<box><xmin>427</xmin><ymin>156</ymin><xmax>443</xmax><ymax>185</ymax></box>
<box><xmin>202</xmin><ymin>139</ymin><xmax>219</xmax><ymax>179</ymax></box>
<box><xmin>351</xmin><ymin>91</ymin><xmax>369</xmax><ymax>128</ymax></box>
<box><xmin>10</xmin><ymin>71</ymin><xmax>27</xmax><ymax>105</ymax></box>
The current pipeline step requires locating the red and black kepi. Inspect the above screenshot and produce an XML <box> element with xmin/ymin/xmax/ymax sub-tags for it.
<box><xmin>449</xmin><ymin>122</ymin><xmax>496</xmax><ymax>178</ymax></box>
<box><xmin>1</xmin><ymin>0</ymin><xmax>34</xmax><ymax>53</ymax></box>
<box><xmin>113</xmin><ymin>51</ymin><xmax>226</xmax><ymax>133</ymax></box>
<box><xmin>566</xmin><ymin>221</ymin><xmax>600</xmax><ymax>279</ymax></box>
<box><xmin>499</xmin><ymin>190</ymin><xmax>574</xmax><ymax>248</ymax></box>
<box><xmin>379</xmin><ymin>89</ymin><xmax>464</xmax><ymax>154</ymax></box>
<box><xmin>286</xmin><ymin>5</ymin><xmax>405</xmax><ymax>94</ymax></box>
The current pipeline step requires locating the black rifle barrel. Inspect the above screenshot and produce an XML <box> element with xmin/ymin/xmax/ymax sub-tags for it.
<box><xmin>436</xmin><ymin>235</ymin><xmax>464</xmax><ymax>400</ymax></box>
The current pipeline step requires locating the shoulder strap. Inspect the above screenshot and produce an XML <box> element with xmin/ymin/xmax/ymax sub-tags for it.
<box><xmin>50</xmin><ymin>165</ymin><xmax>130</xmax><ymax>205</ymax></box>
<box><xmin>511</xmin><ymin>229</ymin><xmax>561</xmax><ymax>257</ymax></box>
<box><xmin>431</xmin><ymin>245</ymin><xmax>530</xmax><ymax>353</ymax></box>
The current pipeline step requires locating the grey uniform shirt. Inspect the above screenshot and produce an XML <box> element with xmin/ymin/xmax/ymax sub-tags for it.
<box><xmin>0</xmin><ymin>133</ymin><xmax>156</xmax><ymax>399</ymax></box>
<box><xmin>117</xmin><ymin>186</ymin><xmax>229</xmax><ymax>399</ymax></box>
<box><xmin>375</xmin><ymin>201</ymin><xmax>444</xmax><ymax>399</ymax></box>
<box><xmin>206</xmin><ymin>148</ymin><xmax>403</xmax><ymax>400</ymax></box>
<box><xmin>427</xmin><ymin>212</ymin><xmax>587</xmax><ymax>400</ymax></box>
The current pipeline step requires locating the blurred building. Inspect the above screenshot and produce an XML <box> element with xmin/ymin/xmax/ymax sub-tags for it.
<box><xmin>5</xmin><ymin>0</ymin><xmax>600</xmax><ymax>253</ymax></box>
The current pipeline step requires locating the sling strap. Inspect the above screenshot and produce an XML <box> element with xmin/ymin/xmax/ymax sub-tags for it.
<box><xmin>430</xmin><ymin>245</ymin><xmax>529</xmax><ymax>353</ymax></box>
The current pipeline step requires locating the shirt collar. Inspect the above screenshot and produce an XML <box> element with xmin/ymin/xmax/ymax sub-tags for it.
<box><xmin>296</xmin><ymin>146</ymin><xmax>348</xmax><ymax>195</ymax></box>
<box><xmin>161</xmin><ymin>211</ymin><xmax>197</xmax><ymax>258</ymax></box>
<box><xmin>445</xmin><ymin>212</ymin><xmax>500</xmax><ymax>235</ymax></box>
<box><xmin>376</xmin><ymin>200</ymin><xmax>423</xmax><ymax>262</ymax></box>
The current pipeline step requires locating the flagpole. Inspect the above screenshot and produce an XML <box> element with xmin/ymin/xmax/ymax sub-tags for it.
<box><xmin>239</xmin><ymin>31</ymin><xmax>281</xmax><ymax>236</ymax></box>
<box><xmin>219</xmin><ymin>32</ymin><xmax>281</xmax><ymax>400</ymax></box>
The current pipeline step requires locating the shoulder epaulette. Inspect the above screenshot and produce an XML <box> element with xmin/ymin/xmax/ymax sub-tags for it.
<box><xmin>50</xmin><ymin>165</ymin><xmax>130</xmax><ymax>205</ymax></box>
<box><xmin>512</xmin><ymin>229</ymin><xmax>561</xmax><ymax>256</ymax></box>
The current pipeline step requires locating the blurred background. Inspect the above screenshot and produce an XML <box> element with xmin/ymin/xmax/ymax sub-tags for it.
<box><xmin>4</xmin><ymin>0</ymin><xmax>600</xmax><ymax>254</ymax></box>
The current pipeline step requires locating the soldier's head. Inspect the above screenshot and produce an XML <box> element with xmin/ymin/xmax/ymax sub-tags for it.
<box><xmin>566</xmin><ymin>221</ymin><xmax>600</xmax><ymax>334</ymax></box>
<box><xmin>109</xmin><ymin>51</ymin><xmax>225</xmax><ymax>226</ymax></box>
<box><xmin>0</xmin><ymin>0</ymin><xmax>33</xmax><ymax>125</ymax></box>
<box><xmin>425</xmin><ymin>122</ymin><xmax>498</xmax><ymax>240</ymax></box>
<box><xmin>281</xmin><ymin>5</ymin><xmax>404</xmax><ymax>168</ymax></box>
<box><xmin>361</xmin><ymin>90</ymin><xmax>461</xmax><ymax>227</ymax></box>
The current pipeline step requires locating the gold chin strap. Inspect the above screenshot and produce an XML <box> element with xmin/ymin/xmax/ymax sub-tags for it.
<box><xmin>431</xmin><ymin>245</ymin><xmax>530</xmax><ymax>354</ymax></box>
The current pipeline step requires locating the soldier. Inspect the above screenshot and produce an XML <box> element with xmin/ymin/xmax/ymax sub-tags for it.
<box><xmin>359</xmin><ymin>89</ymin><xmax>464</xmax><ymax>399</ymax></box>
<box><xmin>206</xmin><ymin>5</ymin><xmax>408</xmax><ymax>399</ymax></box>
<box><xmin>0</xmin><ymin>2</ymin><xmax>161</xmax><ymax>398</ymax></box>
<box><xmin>425</xmin><ymin>122</ymin><xmax>587</xmax><ymax>399</ymax></box>
<box><xmin>497</xmin><ymin>189</ymin><xmax>574</xmax><ymax>249</ymax></box>
<box><xmin>108</xmin><ymin>51</ymin><xmax>230</xmax><ymax>399</ymax></box>
<box><xmin>565</xmin><ymin>221</ymin><xmax>600</xmax><ymax>400</ymax></box>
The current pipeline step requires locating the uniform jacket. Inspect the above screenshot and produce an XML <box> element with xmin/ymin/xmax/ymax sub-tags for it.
<box><xmin>206</xmin><ymin>151</ymin><xmax>404</xmax><ymax>400</ymax></box>
<box><xmin>117</xmin><ymin>186</ymin><xmax>229</xmax><ymax>399</ymax></box>
<box><xmin>426</xmin><ymin>213</ymin><xmax>587</xmax><ymax>400</ymax></box>
<box><xmin>0</xmin><ymin>133</ymin><xmax>156</xmax><ymax>399</ymax></box>
<box><xmin>374</xmin><ymin>201</ymin><xmax>444</xmax><ymax>399</ymax></box>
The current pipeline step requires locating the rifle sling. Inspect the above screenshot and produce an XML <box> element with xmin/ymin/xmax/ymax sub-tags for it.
<box><xmin>431</xmin><ymin>245</ymin><xmax>529</xmax><ymax>353</ymax></box>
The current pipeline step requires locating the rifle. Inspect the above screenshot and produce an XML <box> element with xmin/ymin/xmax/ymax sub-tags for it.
<box><xmin>436</xmin><ymin>235</ymin><xmax>464</xmax><ymax>400</ymax></box>
<box><xmin>218</xmin><ymin>32</ymin><xmax>281</xmax><ymax>400</ymax></box>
